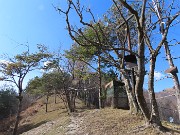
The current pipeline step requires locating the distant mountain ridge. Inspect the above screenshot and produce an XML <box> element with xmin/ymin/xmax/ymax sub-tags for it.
<box><xmin>144</xmin><ymin>87</ymin><xmax>178</xmax><ymax>123</ymax></box>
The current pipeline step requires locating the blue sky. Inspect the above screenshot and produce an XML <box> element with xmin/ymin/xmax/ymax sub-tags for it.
<box><xmin>0</xmin><ymin>0</ymin><xmax>112</xmax><ymax>56</ymax></box>
<box><xmin>0</xmin><ymin>0</ymin><xmax>112</xmax><ymax>89</ymax></box>
<box><xmin>0</xmin><ymin>0</ymin><xmax>71</xmax><ymax>89</ymax></box>
<box><xmin>0</xmin><ymin>0</ymin><xmax>72</xmax><ymax>54</ymax></box>
<box><xmin>0</xmin><ymin>0</ymin><xmax>179</xmax><ymax>92</ymax></box>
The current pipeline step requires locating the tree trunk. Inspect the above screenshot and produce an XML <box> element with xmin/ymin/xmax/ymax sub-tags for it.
<box><xmin>122</xmin><ymin>73</ymin><xmax>139</xmax><ymax>114</ymax></box>
<box><xmin>66</xmin><ymin>91</ymin><xmax>72</xmax><ymax>112</ymax></box>
<box><xmin>84</xmin><ymin>91</ymin><xmax>87</xmax><ymax>105</ymax></box>
<box><xmin>98</xmin><ymin>53</ymin><xmax>102</xmax><ymax>109</ymax></box>
<box><xmin>87</xmin><ymin>91</ymin><xmax>90</xmax><ymax>107</ymax></box>
<box><xmin>58</xmin><ymin>94</ymin><xmax>69</xmax><ymax>114</ymax></box>
<box><xmin>135</xmin><ymin>73</ymin><xmax>150</xmax><ymax>123</ymax></box>
<box><xmin>164</xmin><ymin>40</ymin><xmax>180</xmax><ymax>122</ymax></box>
<box><xmin>119</xmin><ymin>0</ymin><xmax>150</xmax><ymax>122</ymax></box>
<box><xmin>54</xmin><ymin>89</ymin><xmax>57</xmax><ymax>104</ymax></box>
<box><xmin>131</xmin><ymin>68</ymin><xmax>139</xmax><ymax>112</ymax></box>
<box><xmin>148</xmin><ymin>56</ymin><xmax>162</xmax><ymax>126</ymax></box>
<box><xmin>71</xmin><ymin>90</ymin><xmax>77</xmax><ymax>112</ymax></box>
<box><xmin>45</xmin><ymin>94</ymin><xmax>49</xmax><ymax>113</ymax></box>
<box><xmin>65</xmin><ymin>90</ymin><xmax>76</xmax><ymax>112</ymax></box>
<box><xmin>13</xmin><ymin>91</ymin><xmax>23</xmax><ymax>135</ymax></box>
<box><xmin>135</xmin><ymin>29</ymin><xmax>150</xmax><ymax>123</ymax></box>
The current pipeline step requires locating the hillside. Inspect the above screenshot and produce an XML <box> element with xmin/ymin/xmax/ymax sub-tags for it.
<box><xmin>1</xmin><ymin>96</ymin><xmax>180</xmax><ymax>135</ymax></box>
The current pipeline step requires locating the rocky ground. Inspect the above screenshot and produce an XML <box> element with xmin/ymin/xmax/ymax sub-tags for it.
<box><xmin>1</xmin><ymin>96</ymin><xmax>180</xmax><ymax>135</ymax></box>
<box><xmin>21</xmin><ymin>108</ymin><xmax>180</xmax><ymax>135</ymax></box>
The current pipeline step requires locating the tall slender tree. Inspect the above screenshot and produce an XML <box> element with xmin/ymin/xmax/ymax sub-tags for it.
<box><xmin>150</xmin><ymin>0</ymin><xmax>180</xmax><ymax>121</ymax></box>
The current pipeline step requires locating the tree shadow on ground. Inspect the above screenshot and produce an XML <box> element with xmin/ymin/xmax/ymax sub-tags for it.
<box><xmin>163</xmin><ymin>126</ymin><xmax>180</xmax><ymax>134</ymax></box>
<box><xmin>17</xmin><ymin>120</ymin><xmax>48</xmax><ymax>134</ymax></box>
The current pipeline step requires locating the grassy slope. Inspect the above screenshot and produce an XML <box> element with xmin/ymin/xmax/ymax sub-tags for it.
<box><xmin>18</xmin><ymin>96</ymin><xmax>70</xmax><ymax>135</ymax></box>
<box><xmin>1</xmin><ymin>96</ymin><xmax>180</xmax><ymax>135</ymax></box>
<box><xmin>78</xmin><ymin>108</ymin><xmax>180</xmax><ymax>135</ymax></box>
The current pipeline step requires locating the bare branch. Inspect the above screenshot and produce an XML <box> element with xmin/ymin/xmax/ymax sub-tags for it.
<box><xmin>119</xmin><ymin>0</ymin><xmax>140</xmax><ymax>28</ymax></box>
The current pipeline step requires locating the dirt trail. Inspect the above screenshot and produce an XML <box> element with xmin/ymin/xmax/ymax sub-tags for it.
<box><xmin>20</xmin><ymin>119</ymin><xmax>60</xmax><ymax>135</ymax></box>
<box><xmin>20</xmin><ymin>111</ymin><xmax>86</xmax><ymax>135</ymax></box>
<box><xmin>65</xmin><ymin>113</ymin><xmax>85</xmax><ymax>135</ymax></box>
<box><xmin>65</xmin><ymin>109</ymin><xmax>100</xmax><ymax>135</ymax></box>
<box><xmin>20</xmin><ymin>108</ymin><xmax>180</xmax><ymax>135</ymax></box>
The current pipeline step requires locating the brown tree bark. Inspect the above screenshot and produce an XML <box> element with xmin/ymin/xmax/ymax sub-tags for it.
<box><xmin>98</xmin><ymin>53</ymin><xmax>102</xmax><ymax>109</ymax></box>
<box><xmin>122</xmin><ymin>72</ymin><xmax>139</xmax><ymax>114</ymax></box>
<box><xmin>148</xmin><ymin>56</ymin><xmax>162</xmax><ymax>126</ymax></box>
<box><xmin>45</xmin><ymin>94</ymin><xmax>49</xmax><ymax>113</ymax></box>
<box><xmin>164</xmin><ymin>40</ymin><xmax>180</xmax><ymax>121</ymax></box>
<box><xmin>152</xmin><ymin>0</ymin><xmax>180</xmax><ymax>123</ymax></box>
<box><xmin>13</xmin><ymin>90</ymin><xmax>23</xmax><ymax>135</ymax></box>
<box><xmin>54</xmin><ymin>89</ymin><xmax>57</xmax><ymax>104</ymax></box>
<box><xmin>119</xmin><ymin>0</ymin><xmax>151</xmax><ymax>123</ymax></box>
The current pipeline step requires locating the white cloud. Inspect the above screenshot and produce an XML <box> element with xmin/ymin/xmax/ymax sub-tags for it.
<box><xmin>145</xmin><ymin>71</ymin><xmax>165</xmax><ymax>81</ymax></box>
<box><xmin>40</xmin><ymin>68</ymin><xmax>46</xmax><ymax>73</ymax></box>
<box><xmin>42</xmin><ymin>61</ymin><xmax>58</xmax><ymax>73</ymax></box>
<box><xmin>43</xmin><ymin>61</ymin><xmax>52</xmax><ymax>67</ymax></box>
<box><xmin>154</xmin><ymin>71</ymin><xmax>164</xmax><ymax>80</ymax></box>
<box><xmin>0</xmin><ymin>60</ymin><xmax>13</xmax><ymax>65</ymax></box>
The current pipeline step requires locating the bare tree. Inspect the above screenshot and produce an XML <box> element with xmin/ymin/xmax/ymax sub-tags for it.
<box><xmin>148</xmin><ymin>0</ymin><xmax>180</xmax><ymax>122</ymax></box>
<box><xmin>57</xmin><ymin>0</ymin><xmax>140</xmax><ymax>114</ymax></box>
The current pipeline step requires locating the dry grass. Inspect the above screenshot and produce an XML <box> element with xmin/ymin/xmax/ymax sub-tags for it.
<box><xmin>75</xmin><ymin>108</ymin><xmax>180</xmax><ymax>135</ymax></box>
<box><xmin>18</xmin><ymin>96</ymin><xmax>70</xmax><ymax>135</ymax></box>
<box><xmin>0</xmin><ymin>95</ymin><xmax>70</xmax><ymax>135</ymax></box>
<box><xmin>77</xmin><ymin>108</ymin><xmax>145</xmax><ymax>135</ymax></box>
<box><xmin>1</xmin><ymin>96</ymin><xmax>180</xmax><ymax>135</ymax></box>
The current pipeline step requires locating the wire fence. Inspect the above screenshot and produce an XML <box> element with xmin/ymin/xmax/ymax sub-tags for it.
<box><xmin>68</xmin><ymin>86</ymin><xmax>179</xmax><ymax>124</ymax></box>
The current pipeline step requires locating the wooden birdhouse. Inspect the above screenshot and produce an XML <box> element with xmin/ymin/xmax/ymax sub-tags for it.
<box><xmin>165</xmin><ymin>66</ymin><xmax>178</xmax><ymax>74</ymax></box>
<box><xmin>124</xmin><ymin>55</ymin><xmax>137</xmax><ymax>68</ymax></box>
<box><xmin>124</xmin><ymin>55</ymin><xmax>137</xmax><ymax>64</ymax></box>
